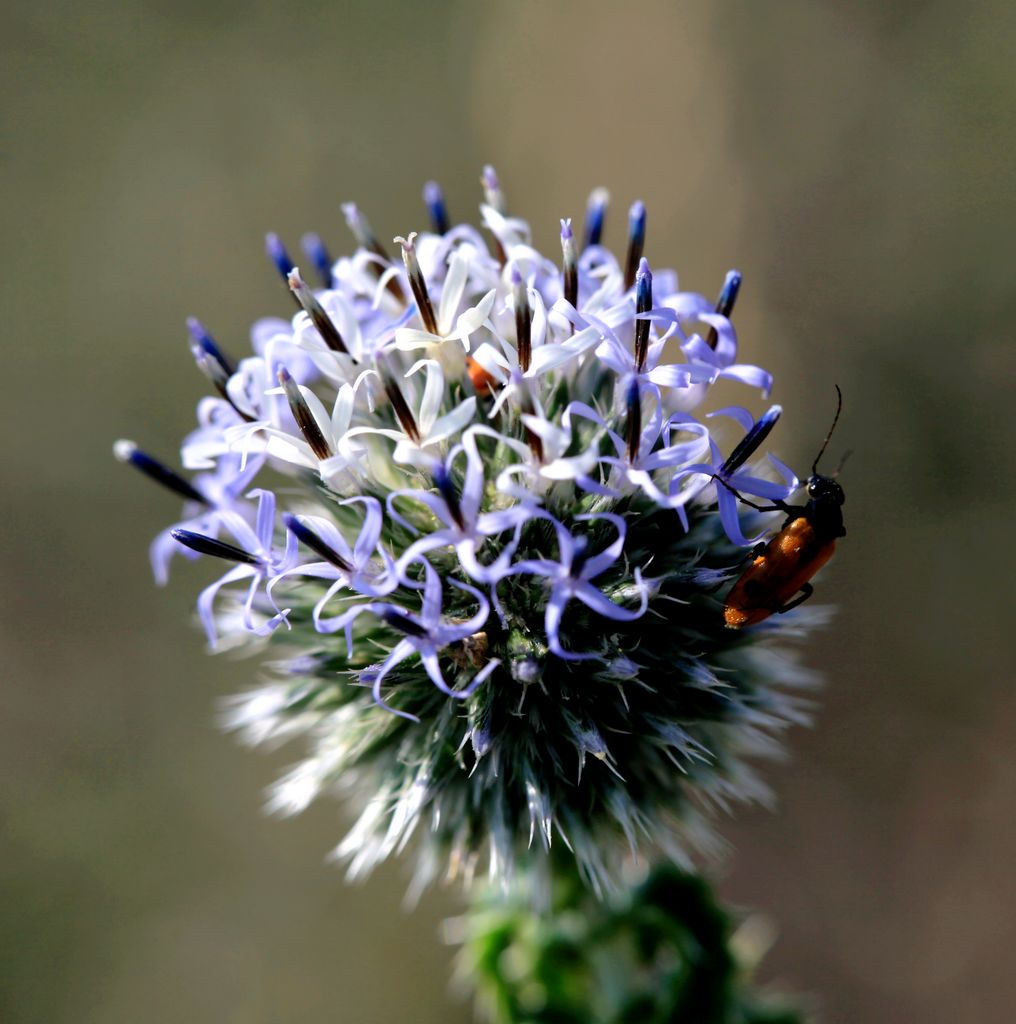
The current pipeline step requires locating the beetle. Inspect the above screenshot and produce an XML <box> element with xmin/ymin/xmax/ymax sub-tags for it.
<box><xmin>721</xmin><ymin>388</ymin><xmax>847</xmax><ymax>629</ymax></box>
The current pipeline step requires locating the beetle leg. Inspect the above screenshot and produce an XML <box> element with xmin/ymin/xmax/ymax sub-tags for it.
<box><xmin>776</xmin><ymin>582</ymin><xmax>814</xmax><ymax>614</ymax></box>
<box><xmin>750</xmin><ymin>542</ymin><xmax>766</xmax><ymax>558</ymax></box>
<box><xmin>714</xmin><ymin>477</ymin><xmax>793</xmax><ymax>515</ymax></box>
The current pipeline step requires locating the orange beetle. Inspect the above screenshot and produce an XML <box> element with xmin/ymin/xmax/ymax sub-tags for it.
<box><xmin>723</xmin><ymin>389</ymin><xmax>847</xmax><ymax>629</ymax></box>
<box><xmin>466</xmin><ymin>354</ymin><xmax>500</xmax><ymax>397</ymax></box>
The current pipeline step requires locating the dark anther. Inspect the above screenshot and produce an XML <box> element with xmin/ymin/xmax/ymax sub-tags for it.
<box><xmin>481</xmin><ymin>165</ymin><xmax>506</xmax><ymax>215</ymax></box>
<box><xmin>187</xmin><ymin>319</ymin><xmax>255</xmax><ymax>422</ymax></box>
<box><xmin>377</xmin><ymin>354</ymin><xmax>421</xmax><ymax>443</ymax></box>
<box><xmin>382</xmin><ymin>608</ymin><xmax>429</xmax><ymax>638</ymax></box>
<box><xmin>283</xmin><ymin>513</ymin><xmax>354</xmax><ymax>572</ymax></box>
<box><xmin>705</xmin><ymin>269</ymin><xmax>742</xmax><ymax>349</ymax></box>
<box><xmin>266</xmin><ymin>233</ymin><xmax>300</xmax><ymax>308</ymax></box>
<box><xmin>719</xmin><ymin>405</ymin><xmax>781</xmax><ymax>477</ymax></box>
<box><xmin>516</xmin><ymin>377</ymin><xmax>544</xmax><ymax>463</ymax></box>
<box><xmin>114</xmin><ymin>441</ymin><xmax>208</xmax><ymax>504</ymax></box>
<box><xmin>560</xmin><ymin>219</ymin><xmax>578</xmax><ymax>311</ymax></box>
<box><xmin>481</xmin><ymin>165</ymin><xmax>507</xmax><ymax>265</ymax></box>
<box><xmin>623</xmin><ymin>200</ymin><xmax>646</xmax><ymax>290</ymax></box>
<box><xmin>186</xmin><ymin>319</ymin><xmax>234</xmax><ymax>377</ymax></box>
<box><xmin>716</xmin><ymin>270</ymin><xmax>742</xmax><ymax>318</ymax></box>
<box><xmin>301</xmin><ymin>233</ymin><xmax>334</xmax><ymax>289</ymax></box>
<box><xmin>423</xmin><ymin>181</ymin><xmax>450</xmax><ymax>235</ymax></box>
<box><xmin>396</xmin><ymin>233</ymin><xmax>439</xmax><ymax>335</ymax></box>
<box><xmin>341</xmin><ymin>203</ymin><xmax>390</xmax><ymax>263</ymax></box>
<box><xmin>341</xmin><ymin>202</ymin><xmax>405</xmax><ymax>302</ymax></box>
<box><xmin>511</xmin><ymin>264</ymin><xmax>532</xmax><ymax>373</ymax></box>
<box><xmin>625</xmin><ymin>378</ymin><xmax>642</xmax><ymax>465</ymax></box>
<box><xmin>434</xmin><ymin>462</ymin><xmax>465</xmax><ymax>530</ymax></box>
<box><xmin>633</xmin><ymin>257</ymin><xmax>653</xmax><ymax>373</ymax></box>
<box><xmin>171</xmin><ymin>529</ymin><xmax>261</xmax><ymax>565</ymax></box>
<box><xmin>287</xmin><ymin>268</ymin><xmax>352</xmax><ymax>357</ymax></box>
<box><xmin>583</xmin><ymin>187</ymin><xmax>609</xmax><ymax>250</ymax></box>
<box><xmin>277</xmin><ymin>367</ymin><xmax>334</xmax><ymax>460</ymax></box>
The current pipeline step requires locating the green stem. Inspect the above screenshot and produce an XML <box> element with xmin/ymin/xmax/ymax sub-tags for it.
<box><xmin>455</xmin><ymin>859</ymin><xmax>806</xmax><ymax>1024</ymax></box>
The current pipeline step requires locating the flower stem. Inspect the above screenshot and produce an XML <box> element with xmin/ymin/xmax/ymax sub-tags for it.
<box><xmin>454</xmin><ymin>858</ymin><xmax>806</xmax><ymax>1024</ymax></box>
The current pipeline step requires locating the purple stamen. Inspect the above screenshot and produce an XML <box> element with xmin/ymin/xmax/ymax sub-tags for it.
<box><xmin>301</xmin><ymin>233</ymin><xmax>334</xmax><ymax>289</ymax></box>
<box><xmin>433</xmin><ymin>462</ymin><xmax>465</xmax><ymax>530</ymax></box>
<box><xmin>716</xmin><ymin>270</ymin><xmax>742</xmax><ymax>318</ymax></box>
<box><xmin>114</xmin><ymin>440</ymin><xmax>207</xmax><ymax>505</ymax></box>
<box><xmin>481</xmin><ymin>165</ymin><xmax>508</xmax><ymax>265</ymax></box>
<box><xmin>719</xmin><ymin>405</ymin><xmax>782</xmax><ymax>477</ymax></box>
<box><xmin>705</xmin><ymin>269</ymin><xmax>742</xmax><ymax>349</ymax></box>
<box><xmin>423</xmin><ymin>181</ymin><xmax>450</xmax><ymax>235</ymax></box>
<box><xmin>582</xmin><ymin>187</ymin><xmax>609</xmax><ymax>250</ymax></box>
<box><xmin>186</xmin><ymin>318</ymin><xmax>234</xmax><ymax>377</ymax></box>
<box><xmin>633</xmin><ymin>257</ymin><xmax>653</xmax><ymax>373</ymax></box>
<box><xmin>266</xmin><ymin>233</ymin><xmax>299</xmax><ymax>307</ymax></box>
<box><xmin>481</xmin><ymin>165</ymin><xmax>506</xmax><ymax>215</ymax></box>
<box><xmin>186</xmin><ymin>320</ymin><xmax>255</xmax><ymax>421</ymax></box>
<box><xmin>625</xmin><ymin>378</ymin><xmax>642</xmax><ymax>465</ymax></box>
<box><xmin>624</xmin><ymin>200</ymin><xmax>646</xmax><ymax>290</ymax></box>
<box><xmin>341</xmin><ymin>202</ymin><xmax>390</xmax><ymax>262</ymax></box>
<box><xmin>171</xmin><ymin>529</ymin><xmax>261</xmax><ymax>566</ymax></box>
<box><xmin>342</xmin><ymin>202</ymin><xmax>405</xmax><ymax>301</ymax></box>
<box><xmin>560</xmin><ymin>218</ymin><xmax>578</xmax><ymax>311</ymax></box>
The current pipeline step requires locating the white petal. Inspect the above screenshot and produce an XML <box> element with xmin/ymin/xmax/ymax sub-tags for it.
<box><xmin>454</xmin><ymin>289</ymin><xmax>496</xmax><ymax>341</ymax></box>
<box><xmin>427</xmin><ymin>398</ymin><xmax>477</xmax><ymax>445</ymax></box>
<box><xmin>405</xmin><ymin>359</ymin><xmax>445</xmax><ymax>435</ymax></box>
<box><xmin>438</xmin><ymin>249</ymin><xmax>470</xmax><ymax>336</ymax></box>
<box><xmin>395</xmin><ymin>327</ymin><xmax>442</xmax><ymax>351</ymax></box>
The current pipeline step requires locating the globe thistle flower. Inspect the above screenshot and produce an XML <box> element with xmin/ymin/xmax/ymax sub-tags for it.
<box><xmin>117</xmin><ymin>170</ymin><xmax>826</xmax><ymax>897</ymax></box>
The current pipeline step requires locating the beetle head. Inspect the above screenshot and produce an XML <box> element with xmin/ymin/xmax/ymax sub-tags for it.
<box><xmin>806</xmin><ymin>473</ymin><xmax>845</xmax><ymax>506</ymax></box>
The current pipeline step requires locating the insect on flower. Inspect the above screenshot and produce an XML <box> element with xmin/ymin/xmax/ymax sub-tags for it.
<box><xmin>118</xmin><ymin>166</ymin><xmax>834</xmax><ymax>895</ymax></box>
<box><xmin>723</xmin><ymin>387</ymin><xmax>848</xmax><ymax>628</ymax></box>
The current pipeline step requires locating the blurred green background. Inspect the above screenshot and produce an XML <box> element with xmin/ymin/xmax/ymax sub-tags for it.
<box><xmin>3</xmin><ymin>1</ymin><xmax>1014</xmax><ymax>1021</ymax></box>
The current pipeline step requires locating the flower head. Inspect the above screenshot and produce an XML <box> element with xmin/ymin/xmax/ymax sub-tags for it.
<box><xmin>120</xmin><ymin>170</ymin><xmax>826</xmax><ymax>896</ymax></box>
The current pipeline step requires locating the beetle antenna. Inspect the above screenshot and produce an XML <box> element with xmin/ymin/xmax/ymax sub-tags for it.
<box><xmin>832</xmin><ymin>449</ymin><xmax>852</xmax><ymax>478</ymax></box>
<box><xmin>812</xmin><ymin>385</ymin><xmax>843</xmax><ymax>476</ymax></box>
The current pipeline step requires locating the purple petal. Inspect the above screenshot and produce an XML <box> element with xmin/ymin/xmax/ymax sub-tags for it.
<box><xmin>707</xmin><ymin>405</ymin><xmax>755</xmax><ymax>432</ymax></box>
<box><xmin>508</xmin><ymin>558</ymin><xmax>561</xmax><ymax>579</ymax></box>
<box><xmin>716</xmin><ymin>486</ymin><xmax>760</xmax><ymax>547</ymax></box>
<box><xmin>716</xmin><ymin>363</ymin><xmax>773</xmax><ymax>396</ymax></box>
<box><xmin>248</xmin><ymin>489</ymin><xmax>277</xmax><ymax>552</ymax></box>
<box><xmin>420</xmin><ymin>561</ymin><xmax>443</xmax><ymax>623</ymax></box>
<box><xmin>574</xmin><ymin>512</ymin><xmax>626</xmax><ymax>580</ymax></box>
<box><xmin>544</xmin><ymin>589</ymin><xmax>597</xmax><ymax>662</ymax></box>
<box><xmin>455</xmin><ymin>540</ymin><xmax>514</xmax><ymax>584</ymax></box>
<box><xmin>371</xmin><ymin>640</ymin><xmax>420</xmax><ymax>722</ymax></box>
<box><xmin>445</xmin><ymin>579</ymin><xmax>490</xmax><ymax>634</ymax></box>
<box><xmin>766</xmin><ymin>453</ymin><xmax>800</xmax><ymax>491</ymax></box>
<box><xmin>695</xmin><ymin>312</ymin><xmax>737</xmax><ymax>363</ymax></box>
<box><xmin>345</xmin><ymin>496</ymin><xmax>384</xmax><ymax>567</ymax></box>
<box><xmin>196</xmin><ymin>565</ymin><xmax>257</xmax><ymax>648</ymax></box>
<box><xmin>647</xmin><ymin>364</ymin><xmax>692</xmax><ymax>389</ymax></box>
<box><xmin>573</xmin><ymin>581</ymin><xmax>646</xmax><ymax>622</ymax></box>
<box><xmin>419</xmin><ymin>647</ymin><xmax>456</xmax><ymax>696</ymax></box>
<box><xmin>731</xmin><ymin>472</ymin><xmax>794</xmax><ymax>501</ymax></box>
